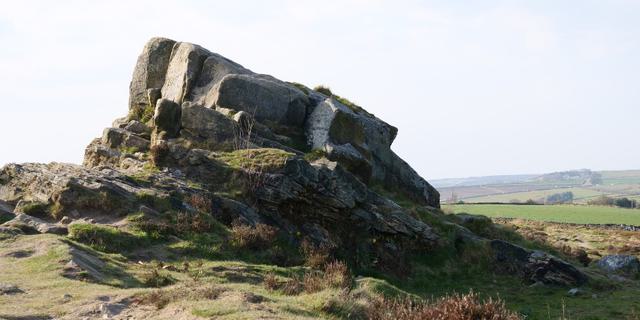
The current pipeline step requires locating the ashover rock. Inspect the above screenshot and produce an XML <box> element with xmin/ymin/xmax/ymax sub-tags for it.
<box><xmin>0</xmin><ymin>37</ymin><xmax>591</xmax><ymax>286</ymax></box>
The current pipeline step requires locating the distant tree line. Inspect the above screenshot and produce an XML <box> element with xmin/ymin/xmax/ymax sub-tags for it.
<box><xmin>587</xmin><ymin>195</ymin><xmax>638</xmax><ymax>209</ymax></box>
<box><xmin>545</xmin><ymin>192</ymin><xmax>574</xmax><ymax>204</ymax></box>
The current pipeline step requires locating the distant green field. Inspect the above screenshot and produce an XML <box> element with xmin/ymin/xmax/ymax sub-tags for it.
<box><xmin>446</xmin><ymin>204</ymin><xmax>640</xmax><ymax>225</ymax></box>
<box><xmin>463</xmin><ymin>187</ymin><xmax>603</xmax><ymax>203</ymax></box>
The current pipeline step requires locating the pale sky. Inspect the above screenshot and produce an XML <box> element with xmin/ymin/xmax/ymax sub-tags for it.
<box><xmin>0</xmin><ymin>0</ymin><xmax>638</xmax><ymax>180</ymax></box>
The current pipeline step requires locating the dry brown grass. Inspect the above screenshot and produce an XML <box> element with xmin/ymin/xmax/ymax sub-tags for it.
<box><xmin>282</xmin><ymin>276</ymin><xmax>304</xmax><ymax>295</ymax></box>
<box><xmin>366</xmin><ymin>291</ymin><xmax>521</xmax><ymax>320</ymax></box>
<box><xmin>186</xmin><ymin>194</ymin><xmax>212</xmax><ymax>213</ymax></box>
<box><xmin>175</xmin><ymin>211</ymin><xmax>213</xmax><ymax>233</ymax></box>
<box><xmin>300</xmin><ymin>238</ymin><xmax>333</xmax><ymax>269</ymax></box>
<box><xmin>273</xmin><ymin>260</ymin><xmax>352</xmax><ymax>295</ymax></box>
<box><xmin>135</xmin><ymin>284</ymin><xmax>226</xmax><ymax>310</ymax></box>
<box><xmin>323</xmin><ymin>260</ymin><xmax>352</xmax><ymax>289</ymax></box>
<box><xmin>230</xmin><ymin>221</ymin><xmax>278</xmax><ymax>250</ymax></box>
<box><xmin>263</xmin><ymin>273</ymin><xmax>279</xmax><ymax>291</ymax></box>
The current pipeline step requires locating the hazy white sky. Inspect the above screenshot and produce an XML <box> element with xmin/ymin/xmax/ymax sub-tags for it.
<box><xmin>0</xmin><ymin>0</ymin><xmax>638</xmax><ymax>179</ymax></box>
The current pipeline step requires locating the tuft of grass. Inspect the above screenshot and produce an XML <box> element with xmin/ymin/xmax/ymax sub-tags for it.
<box><xmin>313</xmin><ymin>85</ymin><xmax>333</xmax><ymax>96</ymax></box>
<box><xmin>68</xmin><ymin>223</ymin><xmax>145</xmax><ymax>253</ymax></box>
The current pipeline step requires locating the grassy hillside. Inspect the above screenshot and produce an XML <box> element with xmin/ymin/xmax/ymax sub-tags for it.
<box><xmin>445</xmin><ymin>204</ymin><xmax>640</xmax><ymax>225</ymax></box>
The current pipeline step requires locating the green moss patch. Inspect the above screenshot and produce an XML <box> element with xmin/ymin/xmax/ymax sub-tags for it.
<box><xmin>215</xmin><ymin>148</ymin><xmax>294</xmax><ymax>172</ymax></box>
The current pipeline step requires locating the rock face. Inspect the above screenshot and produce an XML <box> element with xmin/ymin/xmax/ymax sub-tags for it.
<box><xmin>2</xmin><ymin>38</ymin><xmax>447</xmax><ymax>271</ymax></box>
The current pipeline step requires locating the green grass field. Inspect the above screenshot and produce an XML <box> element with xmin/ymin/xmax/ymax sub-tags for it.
<box><xmin>445</xmin><ymin>204</ymin><xmax>640</xmax><ymax>225</ymax></box>
<box><xmin>463</xmin><ymin>187</ymin><xmax>603</xmax><ymax>203</ymax></box>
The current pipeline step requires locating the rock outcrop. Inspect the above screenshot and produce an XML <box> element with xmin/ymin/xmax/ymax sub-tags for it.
<box><xmin>0</xmin><ymin>38</ymin><xmax>447</xmax><ymax>267</ymax></box>
<box><xmin>108</xmin><ymin>37</ymin><xmax>439</xmax><ymax>207</ymax></box>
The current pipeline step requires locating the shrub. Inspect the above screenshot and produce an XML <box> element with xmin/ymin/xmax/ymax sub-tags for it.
<box><xmin>366</xmin><ymin>291</ymin><xmax>521</xmax><ymax>320</ymax></box>
<box><xmin>186</xmin><ymin>194</ymin><xmax>212</xmax><ymax>213</ymax></box>
<box><xmin>68</xmin><ymin>223</ymin><xmax>141</xmax><ymax>253</ymax></box>
<box><xmin>136</xmin><ymin>289</ymin><xmax>172</xmax><ymax>309</ymax></box>
<box><xmin>174</xmin><ymin>211</ymin><xmax>215</xmax><ymax>234</ymax></box>
<box><xmin>229</xmin><ymin>222</ymin><xmax>278</xmax><ymax>250</ymax></box>
<box><xmin>263</xmin><ymin>273</ymin><xmax>279</xmax><ymax>291</ymax></box>
<box><xmin>300</xmin><ymin>239</ymin><xmax>333</xmax><ymax>269</ymax></box>
<box><xmin>588</xmin><ymin>195</ymin><xmax>615</xmax><ymax>206</ymax></box>
<box><xmin>142</xmin><ymin>268</ymin><xmax>176</xmax><ymax>288</ymax></box>
<box><xmin>545</xmin><ymin>192</ymin><xmax>574</xmax><ymax>204</ymax></box>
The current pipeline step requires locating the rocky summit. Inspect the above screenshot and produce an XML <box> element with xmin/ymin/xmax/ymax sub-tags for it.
<box><xmin>0</xmin><ymin>38</ymin><xmax>593</xmax><ymax>319</ymax></box>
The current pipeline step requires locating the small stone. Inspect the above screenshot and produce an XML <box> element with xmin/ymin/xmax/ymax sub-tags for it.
<box><xmin>60</xmin><ymin>216</ymin><xmax>72</xmax><ymax>224</ymax></box>
<box><xmin>62</xmin><ymin>293</ymin><xmax>72</xmax><ymax>302</ymax></box>
<box><xmin>567</xmin><ymin>288</ymin><xmax>581</xmax><ymax>296</ymax></box>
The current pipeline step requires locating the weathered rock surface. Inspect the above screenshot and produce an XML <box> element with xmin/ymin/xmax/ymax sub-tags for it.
<box><xmin>491</xmin><ymin>240</ymin><xmax>588</xmax><ymax>286</ymax></box>
<box><xmin>597</xmin><ymin>255</ymin><xmax>640</xmax><ymax>276</ymax></box>
<box><xmin>213</xmin><ymin>74</ymin><xmax>309</xmax><ymax>126</ymax></box>
<box><xmin>2</xmin><ymin>214</ymin><xmax>68</xmax><ymax>235</ymax></box>
<box><xmin>96</xmin><ymin>38</ymin><xmax>440</xmax><ymax>207</ymax></box>
<box><xmin>129</xmin><ymin>37</ymin><xmax>176</xmax><ymax>117</ymax></box>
